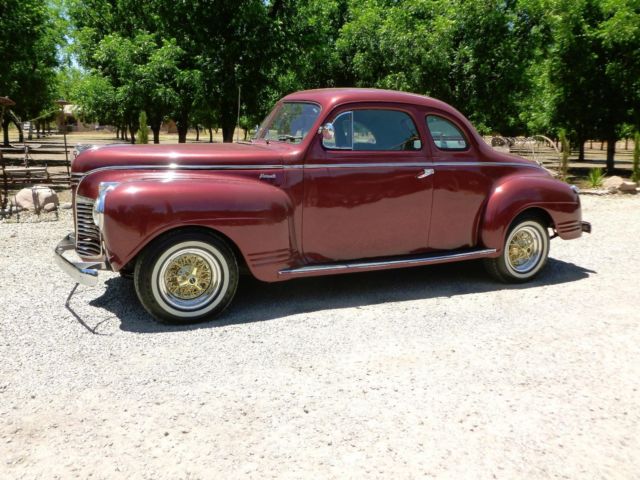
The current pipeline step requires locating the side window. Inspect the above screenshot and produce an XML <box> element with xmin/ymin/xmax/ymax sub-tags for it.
<box><xmin>323</xmin><ymin>109</ymin><xmax>421</xmax><ymax>151</ymax></box>
<box><xmin>426</xmin><ymin>115</ymin><xmax>468</xmax><ymax>151</ymax></box>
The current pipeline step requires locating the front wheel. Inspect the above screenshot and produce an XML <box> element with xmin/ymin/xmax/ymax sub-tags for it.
<box><xmin>134</xmin><ymin>231</ymin><xmax>239</xmax><ymax>324</ymax></box>
<box><xmin>484</xmin><ymin>216</ymin><xmax>550</xmax><ymax>283</ymax></box>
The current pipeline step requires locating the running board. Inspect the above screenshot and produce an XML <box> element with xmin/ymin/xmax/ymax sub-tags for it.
<box><xmin>278</xmin><ymin>248</ymin><xmax>497</xmax><ymax>278</ymax></box>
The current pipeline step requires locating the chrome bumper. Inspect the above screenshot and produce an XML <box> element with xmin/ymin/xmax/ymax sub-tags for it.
<box><xmin>54</xmin><ymin>233</ymin><xmax>105</xmax><ymax>287</ymax></box>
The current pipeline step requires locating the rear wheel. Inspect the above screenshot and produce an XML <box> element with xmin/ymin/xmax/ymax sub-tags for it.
<box><xmin>134</xmin><ymin>231</ymin><xmax>238</xmax><ymax>324</ymax></box>
<box><xmin>484</xmin><ymin>216</ymin><xmax>550</xmax><ymax>283</ymax></box>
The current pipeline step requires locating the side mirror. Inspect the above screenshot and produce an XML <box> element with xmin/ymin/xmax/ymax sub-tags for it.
<box><xmin>319</xmin><ymin>123</ymin><xmax>335</xmax><ymax>141</ymax></box>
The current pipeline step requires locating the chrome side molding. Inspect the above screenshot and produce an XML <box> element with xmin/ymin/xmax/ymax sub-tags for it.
<box><xmin>279</xmin><ymin>248</ymin><xmax>497</xmax><ymax>277</ymax></box>
<box><xmin>77</xmin><ymin>161</ymin><xmax>542</xmax><ymax>178</ymax></box>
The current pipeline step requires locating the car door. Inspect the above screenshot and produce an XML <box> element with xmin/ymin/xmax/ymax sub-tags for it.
<box><xmin>424</xmin><ymin>112</ymin><xmax>493</xmax><ymax>250</ymax></box>
<box><xmin>302</xmin><ymin>105</ymin><xmax>434</xmax><ymax>263</ymax></box>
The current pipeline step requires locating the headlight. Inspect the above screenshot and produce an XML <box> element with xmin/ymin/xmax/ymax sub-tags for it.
<box><xmin>93</xmin><ymin>182</ymin><xmax>119</xmax><ymax>228</ymax></box>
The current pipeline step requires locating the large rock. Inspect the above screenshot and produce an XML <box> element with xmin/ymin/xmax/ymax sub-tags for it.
<box><xmin>602</xmin><ymin>176</ymin><xmax>625</xmax><ymax>191</ymax></box>
<box><xmin>618</xmin><ymin>180</ymin><xmax>638</xmax><ymax>194</ymax></box>
<box><xmin>13</xmin><ymin>187</ymin><xmax>59</xmax><ymax>213</ymax></box>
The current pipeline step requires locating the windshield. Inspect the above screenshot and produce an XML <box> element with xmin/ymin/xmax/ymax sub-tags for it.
<box><xmin>254</xmin><ymin>102</ymin><xmax>321</xmax><ymax>144</ymax></box>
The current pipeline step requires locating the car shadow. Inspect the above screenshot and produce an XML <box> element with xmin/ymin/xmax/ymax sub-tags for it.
<box><xmin>72</xmin><ymin>258</ymin><xmax>595</xmax><ymax>334</ymax></box>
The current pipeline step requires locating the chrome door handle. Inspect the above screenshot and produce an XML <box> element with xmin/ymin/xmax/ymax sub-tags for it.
<box><xmin>259</xmin><ymin>173</ymin><xmax>276</xmax><ymax>180</ymax></box>
<box><xmin>417</xmin><ymin>168</ymin><xmax>434</xmax><ymax>179</ymax></box>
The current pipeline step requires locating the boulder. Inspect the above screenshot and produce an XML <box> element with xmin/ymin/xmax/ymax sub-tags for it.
<box><xmin>618</xmin><ymin>181</ymin><xmax>638</xmax><ymax>194</ymax></box>
<box><xmin>13</xmin><ymin>187</ymin><xmax>59</xmax><ymax>213</ymax></box>
<box><xmin>602</xmin><ymin>176</ymin><xmax>624</xmax><ymax>191</ymax></box>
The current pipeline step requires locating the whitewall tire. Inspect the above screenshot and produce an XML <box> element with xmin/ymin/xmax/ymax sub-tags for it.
<box><xmin>134</xmin><ymin>231</ymin><xmax>238</xmax><ymax>324</ymax></box>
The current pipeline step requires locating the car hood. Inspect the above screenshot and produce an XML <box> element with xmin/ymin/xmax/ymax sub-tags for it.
<box><xmin>72</xmin><ymin>142</ymin><xmax>291</xmax><ymax>174</ymax></box>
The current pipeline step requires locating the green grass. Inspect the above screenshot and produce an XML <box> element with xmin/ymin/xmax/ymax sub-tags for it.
<box><xmin>587</xmin><ymin>168</ymin><xmax>605</xmax><ymax>188</ymax></box>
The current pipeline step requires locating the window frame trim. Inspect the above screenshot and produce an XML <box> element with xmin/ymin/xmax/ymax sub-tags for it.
<box><xmin>425</xmin><ymin>114</ymin><xmax>470</xmax><ymax>152</ymax></box>
<box><xmin>322</xmin><ymin>110</ymin><xmax>354</xmax><ymax>150</ymax></box>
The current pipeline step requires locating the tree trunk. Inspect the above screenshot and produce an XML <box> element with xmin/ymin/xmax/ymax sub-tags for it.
<box><xmin>195</xmin><ymin>125</ymin><xmax>200</xmax><ymax>141</ymax></box>
<box><xmin>222</xmin><ymin>125</ymin><xmax>235</xmax><ymax>143</ymax></box>
<box><xmin>625</xmin><ymin>138</ymin><xmax>629</xmax><ymax>150</ymax></box>
<box><xmin>600</xmin><ymin>141</ymin><xmax>604</xmax><ymax>151</ymax></box>
<box><xmin>149</xmin><ymin>118</ymin><xmax>162</xmax><ymax>144</ymax></box>
<box><xmin>2</xmin><ymin>118</ymin><xmax>9</xmax><ymax>146</ymax></box>
<box><xmin>578</xmin><ymin>140</ymin><xmax>585</xmax><ymax>162</ymax></box>
<box><xmin>129</xmin><ymin>124</ymin><xmax>137</xmax><ymax>144</ymax></box>
<box><xmin>177</xmin><ymin>122</ymin><xmax>188</xmax><ymax>143</ymax></box>
<box><xmin>221</xmin><ymin>110</ymin><xmax>236</xmax><ymax>143</ymax></box>
<box><xmin>208</xmin><ymin>127</ymin><xmax>213</xmax><ymax>143</ymax></box>
<box><xmin>606</xmin><ymin>136</ymin><xmax>616</xmax><ymax>173</ymax></box>
<box><xmin>177</xmin><ymin>128</ymin><xmax>187</xmax><ymax>143</ymax></box>
<box><xmin>16</xmin><ymin>120</ymin><xmax>23</xmax><ymax>143</ymax></box>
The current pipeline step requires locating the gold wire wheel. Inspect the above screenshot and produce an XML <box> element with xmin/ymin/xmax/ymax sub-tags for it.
<box><xmin>506</xmin><ymin>225</ymin><xmax>543</xmax><ymax>273</ymax></box>
<box><xmin>157</xmin><ymin>247</ymin><xmax>223</xmax><ymax>311</ymax></box>
<box><xmin>163</xmin><ymin>253</ymin><xmax>212</xmax><ymax>300</ymax></box>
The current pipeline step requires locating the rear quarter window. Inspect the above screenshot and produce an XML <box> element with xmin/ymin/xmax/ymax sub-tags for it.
<box><xmin>426</xmin><ymin>115</ymin><xmax>468</xmax><ymax>151</ymax></box>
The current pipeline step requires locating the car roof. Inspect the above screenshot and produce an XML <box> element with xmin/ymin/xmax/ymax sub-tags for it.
<box><xmin>282</xmin><ymin>88</ymin><xmax>460</xmax><ymax>115</ymax></box>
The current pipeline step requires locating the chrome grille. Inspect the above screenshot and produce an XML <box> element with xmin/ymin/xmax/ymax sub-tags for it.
<box><xmin>75</xmin><ymin>196</ymin><xmax>102</xmax><ymax>257</ymax></box>
<box><xmin>70</xmin><ymin>172</ymin><xmax>85</xmax><ymax>188</ymax></box>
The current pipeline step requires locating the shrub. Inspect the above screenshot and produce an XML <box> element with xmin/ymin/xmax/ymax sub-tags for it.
<box><xmin>137</xmin><ymin>111</ymin><xmax>149</xmax><ymax>144</ymax></box>
<box><xmin>558</xmin><ymin>129</ymin><xmax>570</xmax><ymax>180</ymax></box>
<box><xmin>587</xmin><ymin>168</ymin><xmax>605</xmax><ymax>188</ymax></box>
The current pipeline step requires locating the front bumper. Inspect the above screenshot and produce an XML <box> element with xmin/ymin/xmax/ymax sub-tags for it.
<box><xmin>54</xmin><ymin>233</ymin><xmax>105</xmax><ymax>287</ymax></box>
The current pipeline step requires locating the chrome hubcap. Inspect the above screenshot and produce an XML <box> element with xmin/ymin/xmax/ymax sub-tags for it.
<box><xmin>158</xmin><ymin>248</ymin><xmax>222</xmax><ymax>310</ymax></box>
<box><xmin>506</xmin><ymin>226</ymin><xmax>543</xmax><ymax>273</ymax></box>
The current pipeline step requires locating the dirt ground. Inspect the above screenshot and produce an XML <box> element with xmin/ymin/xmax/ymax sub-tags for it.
<box><xmin>0</xmin><ymin>194</ymin><xmax>639</xmax><ymax>479</ymax></box>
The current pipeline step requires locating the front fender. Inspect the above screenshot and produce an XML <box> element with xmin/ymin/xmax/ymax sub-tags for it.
<box><xmin>101</xmin><ymin>174</ymin><xmax>296</xmax><ymax>281</ymax></box>
<box><xmin>480</xmin><ymin>175</ymin><xmax>582</xmax><ymax>251</ymax></box>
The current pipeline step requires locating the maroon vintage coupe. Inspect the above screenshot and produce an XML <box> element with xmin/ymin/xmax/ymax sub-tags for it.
<box><xmin>55</xmin><ymin>88</ymin><xmax>590</xmax><ymax>323</ymax></box>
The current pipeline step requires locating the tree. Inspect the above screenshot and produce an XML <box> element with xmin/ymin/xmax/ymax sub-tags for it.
<box><xmin>68</xmin><ymin>0</ymin><xmax>174</xmax><ymax>142</ymax></box>
<box><xmin>544</xmin><ymin>0</ymin><xmax>640</xmax><ymax>171</ymax></box>
<box><xmin>335</xmin><ymin>0</ymin><xmax>544</xmax><ymax>135</ymax></box>
<box><xmin>152</xmin><ymin>0</ymin><xmax>276</xmax><ymax>142</ymax></box>
<box><xmin>71</xmin><ymin>73</ymin><xmax>117</xmax><ymax>127</ymax></box>
<box><xmin>0</xmin><ymin>0</ymin><xmax>61</xmax><ymax>144</ymax></box>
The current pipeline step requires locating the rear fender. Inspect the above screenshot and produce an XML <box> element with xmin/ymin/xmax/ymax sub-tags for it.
<box><xmin>101</xmin><ymin>175</ymin><xmax>296</xmax><ymax>281</ymax></box>
<box><xmin>480</xmin><ymin>175</ymin><xmax>582</xmax><ymax>252</ymax></box>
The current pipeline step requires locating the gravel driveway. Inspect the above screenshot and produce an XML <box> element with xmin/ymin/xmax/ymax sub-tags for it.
<box><xmin>1</xmin><ymin>195</ymin><xmax>638</xmax><ymax>479</ymax></box>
